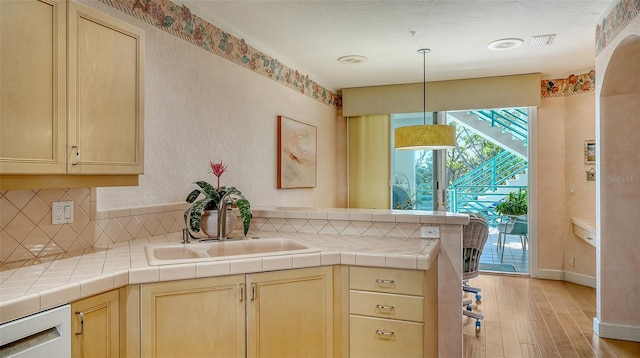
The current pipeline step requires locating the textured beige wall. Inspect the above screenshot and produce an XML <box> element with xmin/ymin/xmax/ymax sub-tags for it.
<box><xmin>0</xmin><ymin>0</ymin><xmax>347</xmax><ymax>264</ymax></box>
<box><xmin>536</xmin><ymin>97</ymin><xmax>567</xmax><ymax>271</ymax></box>
<box><xmin>564</xmin><ymin>93</ymin><xmax>597</xmax><ymax>277</ymax></box>
<box><xmin>594</xmin><ymin>0</ymin><xmax>640</xmax><ymax>338</ymax></box>
<box><xmin>596</xmin><ymin>26</ymin><xmax>640</xmax><ymax>334</ymax></box>
<box><xmin>80</xmin><ymin>0</ymin><xmax>346</xmax><ymax>211</ymax></box>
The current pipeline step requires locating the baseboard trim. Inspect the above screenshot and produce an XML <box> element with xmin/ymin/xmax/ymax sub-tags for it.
<box><xmin>564</xmin><ymin>271</ymin><xmax>596</xmax><ymax>288</ymax></box>
<box><xmin>594</xmin><ymin>317</ymin><xmax>640</xmax><ymax>342</ymax></box>
<box><xmin>535</xmin><ymin>269</ymin><xmax>564</xmax><ymax>280</ymax></box>
<box><xmin>533</xmin><ymin>269</ymin><xmax>596</xmax><ymax>288</ymax></box>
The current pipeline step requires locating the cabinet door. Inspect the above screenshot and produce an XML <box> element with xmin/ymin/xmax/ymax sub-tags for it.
<box><xmin>141</xmin><ymin>275</ymin><xmax>246</xmax><ymax>358</ymax></box>
<box><xmin>71</xmin><ymin>289</ymin><xmax>120</xmax><ymax>358</ymax></box>
<box><xmin>247</xmin><ymin>266</ymin><xmax>334</xmax><ymax>358</ymax></box>
<box><xmin>67</xmin><ymin>2</ymin><xmax>144</xmax><ymax>174</ymax></box>
<box><xmin>0</xmin><ymin>0</ymin><xmax>66</xmax><ymax>174</ymax></box>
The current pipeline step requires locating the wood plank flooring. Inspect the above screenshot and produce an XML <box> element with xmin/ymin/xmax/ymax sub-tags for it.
<box><xmin>463</xmin><ymin>274</ymin><xmax>640</xmax><ymax>357</ymax></box>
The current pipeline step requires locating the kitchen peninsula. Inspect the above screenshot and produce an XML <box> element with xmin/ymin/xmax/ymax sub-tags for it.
<box><xmin>0</xmin><ymin>208</ymin><xmax>468</xmax><ymax>357</ymax></box>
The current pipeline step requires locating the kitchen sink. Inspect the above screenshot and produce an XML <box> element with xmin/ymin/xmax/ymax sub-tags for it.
<box><xmin>145</xmin><ymin>238</ymin><xmax>319</xmax><ymax>265</ymax></box>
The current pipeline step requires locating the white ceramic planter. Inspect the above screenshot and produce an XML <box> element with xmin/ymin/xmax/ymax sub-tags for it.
<box><xmin>200</xmin><ymin>209</ymin><xmax>237</xmax><ymax>238</ymax></box>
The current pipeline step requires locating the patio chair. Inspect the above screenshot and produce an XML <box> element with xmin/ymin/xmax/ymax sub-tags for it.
<box><xmin>497</xmin><ymin>215</ymin><xmax>528</xmax><ymax>263</ymax></box>
<box><xmin>462</xmin><ymin>213</ymin><xmax>489</xmax><ymax>333</ymax></box>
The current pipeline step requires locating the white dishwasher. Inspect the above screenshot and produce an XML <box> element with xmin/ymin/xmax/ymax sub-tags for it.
<box><xmin>0</xmin><ymin>305</ymin><xmax>70</xmax><ymax>357</ymax></box>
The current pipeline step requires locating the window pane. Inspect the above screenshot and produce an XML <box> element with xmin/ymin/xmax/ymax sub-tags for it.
<box><xmin>391</xmin><ymin>112</ymin><xmax>435</xmax><ymax>210</ymax></box>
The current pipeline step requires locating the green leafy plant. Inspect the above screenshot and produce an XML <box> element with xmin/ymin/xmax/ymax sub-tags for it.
<box><xmin>184</xmin><ymin>161</ymin><xmax>252</xmax><ymax>237</ymax></box>
<box><xmin>495</xmin><ymin>189</ymin><xmax>528</xmax><ymax>216</ymax></box>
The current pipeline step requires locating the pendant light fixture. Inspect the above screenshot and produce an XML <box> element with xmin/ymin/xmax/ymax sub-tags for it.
<box><xmin>394</xmin><ymin>48</ymin><xmax>456</xmax><ymax>150</ymax></box>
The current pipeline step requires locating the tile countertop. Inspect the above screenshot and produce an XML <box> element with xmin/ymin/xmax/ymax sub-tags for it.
<box><xmin>0</xmin><ymin>231</ymin><xmax>441</xmax><ymax>324</ymax></box>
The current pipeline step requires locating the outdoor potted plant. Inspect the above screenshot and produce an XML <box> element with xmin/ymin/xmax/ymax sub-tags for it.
<box><xmin>495</xmin><ymin>189</ymin><xmax>527</xmax><ymax>217</ymax></box>
<box><xmin>495</xmin><ymin>189</ymin><xmax>528</xmax><ymax>241</ymax></box>
<box><xmin>184</xmin><ymin>161</ymin><xmax>252</xmax><ymax>239</ymax></box>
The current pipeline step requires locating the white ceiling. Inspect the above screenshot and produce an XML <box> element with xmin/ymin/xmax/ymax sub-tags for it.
<box><xmin>176</xmin><ymin>0</ymin><xmax>613</xmax><ymax>91</ymax></box>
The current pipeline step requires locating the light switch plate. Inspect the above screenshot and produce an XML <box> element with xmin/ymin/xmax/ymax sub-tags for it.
<box><xmin>420</xmin><ymin>226</ymin><xmax>440</xmax><ymax>238</ymax></box>
<box><xmin>52</xmin><ymin>201</ymin><xmax>73</xmax><ymax>224</ymax></box>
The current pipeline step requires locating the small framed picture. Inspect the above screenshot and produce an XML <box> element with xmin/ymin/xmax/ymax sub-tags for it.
<box><xmin>584</xmin><ymin>140</ymin><xmax>595</xmax><ymax>164</ymax></box>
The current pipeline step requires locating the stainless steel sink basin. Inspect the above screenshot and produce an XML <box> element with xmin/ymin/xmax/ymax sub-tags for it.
<box><xmin>145</xmin><ymin>238</ymin><xmax>319</xmax><ymax>265</ymax></box>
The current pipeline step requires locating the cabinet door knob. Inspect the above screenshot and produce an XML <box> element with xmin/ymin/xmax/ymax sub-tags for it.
<box><xmin>74</xmin><ymin>311</ymin><xmax>84</xmax><ymax>335</ymax></box>
<box><xmin>375</xmin><ymin>329</ymin><xmax>394</xmax><ymax>338</ymax></box>
<box><xmin>239</xmin><ymin>283</ymin><xmax>245</xmax><ymax>302</ymax></box>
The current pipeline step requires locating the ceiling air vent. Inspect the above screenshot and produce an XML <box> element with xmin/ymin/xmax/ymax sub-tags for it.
<box><xmin>531</xmin><ymin>34</ymin><xmax>556</xmax><ymax>46</ymax></box>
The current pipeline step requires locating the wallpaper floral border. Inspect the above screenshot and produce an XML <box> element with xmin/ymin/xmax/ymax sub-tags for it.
<box><xmin>540</xmin><ymin>70</ymin><xmax>596</xmax><ymax>98</ymax></box>
<box><xmin>596</xmin><ymin>0</ymin><xmax>640</xmax><ymax>54</ymax></box>
<box><xmin>97</xmin><ymin>0</ymin><xmax>628</xmax><ymax>104</ymax></box>
<box><xmin>98</xmin><ymin>0</ymin><xmax>341</xmax><ymax>109</ymax></box>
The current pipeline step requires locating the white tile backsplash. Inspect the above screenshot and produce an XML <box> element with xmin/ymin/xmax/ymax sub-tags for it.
<box><xmin>1</xmin><ymin>191</ymin><xmax>453</xmax><ymax>265</ymax></box>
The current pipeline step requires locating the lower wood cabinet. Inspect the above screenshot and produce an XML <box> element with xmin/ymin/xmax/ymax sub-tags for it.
<box><xmin>348</xmin><ymin>265</ymin><xmax>438</xmax><ymax>358</ymax></box>
<box><xmin>140</xmin><ymin>266</ymin><xmax>333</xmax><ymax>357</ymax></box>
<box><xmin>140</xmin><ymin>274</ymin><xmax>245</xmax><ymax>357</ymax></box>
<box><xmin>247</xmin><ymin>267</ymin><xmax>334</xmax><ymax>357</ymax></box>
<box><xmin>68</xmin><ymin>264</ymin><xmax>436</xmax><ymax>357</ymax></box>
<box><xmin>71</xmin><ymin>289</ymin><xmax>120</xmax><ymax>358</ymax></box>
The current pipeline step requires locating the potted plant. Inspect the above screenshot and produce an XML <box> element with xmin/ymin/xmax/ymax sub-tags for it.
<box><xmin>184</xmin><ymin>161</ymin><xmax>252</xmax><ymax>239</ymax></box>
<box><xmin>495</xmin><ymin>189</ymin><xmax>528</xmax><ymax>238</ymax></box>
<box><xmin>495</xmin><ymin>189</ymin><xmax>527</xmax><ymax>216</ymax></box>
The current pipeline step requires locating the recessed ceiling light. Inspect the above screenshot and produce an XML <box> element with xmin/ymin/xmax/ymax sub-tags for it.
<box><xmin>487</xmin><ymin>38</ymin><xmax>524</xmax><ymax>51</ymax></box>
<box><xmin>337</xmin><ymin>55</ymin><xmax>368</xmax><ymax>64</ymax></box>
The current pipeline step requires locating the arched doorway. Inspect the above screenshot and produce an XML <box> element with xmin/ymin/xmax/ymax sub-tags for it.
<box><xmin>596</xmin><ymin>34</ymin><xmax>640</xmax><ymax>341</ymax></box>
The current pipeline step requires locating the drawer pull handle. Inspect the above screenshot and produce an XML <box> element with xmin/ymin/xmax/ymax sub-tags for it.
<box><xmin>376</xmin><ymin>329</ymin><xmax>394</xmax><ymax>338</ymax></box>
<box><xmin>375</xmin><ymin>279</ymin><xmax>395</xmax><ymax>285</ymax></box>
<box><xmin>376</xmin><ymin>304</ymin><xmax>395</xmax><ymax>311</ymax></box>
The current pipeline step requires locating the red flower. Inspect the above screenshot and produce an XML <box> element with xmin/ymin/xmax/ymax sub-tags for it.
<box><xmin>210</xmin><ymin>161</ymin><xmax>228</xmax><ymax>189</ymax></box>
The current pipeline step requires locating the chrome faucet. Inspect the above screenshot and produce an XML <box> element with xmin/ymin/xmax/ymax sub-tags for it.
<box><xmin>216</xmin><ymin>192</ymin><xmax>234</xmax><ymax>240</ymax></box>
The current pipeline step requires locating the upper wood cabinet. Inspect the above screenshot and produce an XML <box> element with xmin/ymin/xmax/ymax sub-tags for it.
<box><xmin>0</xmin><ymin>0</ymin><xmax>144</xmax><ymax>177</ymax></box>
<box><xmin>0</xmin><ymin>0</ymin><xmax>67</xmax><ymax>174</ymax></box>
<box><xmin>67</xmin><ymin>2</ymin><xmax>144</xmax><ymax>174</ymax></box>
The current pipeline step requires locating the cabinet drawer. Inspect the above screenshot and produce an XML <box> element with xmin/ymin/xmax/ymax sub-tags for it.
<box><xmin>350</xmin><ymin>267</ymin><xmax>423</xmax><ymax>295</ymax></box>
<box><xmin>350</xmin><ymin>290</ymin><xmax>424</xmax><ymax>322</ymax></box>
<box><xmin>349</xmin><ymin>315</ymin><xmax>423</xmax><ymax>358</ymax></box>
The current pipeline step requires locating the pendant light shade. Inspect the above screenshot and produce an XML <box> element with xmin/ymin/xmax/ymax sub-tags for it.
<box><xmin>395</xmin><ymin>124</ymin><xmax>456</xmax><ymax>150</ymax></box>
<box><xmin>394</xmin><ymin>48</ymin><xmax>456</xmax><ymax>150</ymax></box>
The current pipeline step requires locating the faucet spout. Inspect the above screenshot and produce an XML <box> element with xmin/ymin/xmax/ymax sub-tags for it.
<box><xmin>217</xmin><ymin>192</ymin><xmax>233</xmax><ymax>240</ymax></box>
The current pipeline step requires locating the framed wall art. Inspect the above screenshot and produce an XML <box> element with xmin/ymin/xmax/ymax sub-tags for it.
<box><xmin>277</xmin><ymin>115</ymin><xmax>317</xmax><ymax>189</ymax></box>
<box><xmin>584</xmin><ymin>140</ymin><xmax>596</xmax><ymax>164</ymax></box>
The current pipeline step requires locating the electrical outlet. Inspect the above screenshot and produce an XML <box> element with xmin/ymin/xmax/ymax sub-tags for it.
<box><xmin>420</xmin><ymin>226</ymin><xmax>440</xmax><ymax>238</ymax></box>
<box><xmin>568</xmin><ymin>256</ymin><xmax>575</xmax><ymax>267</ymax></box>
<box><xmin>52</xmin><ymin>201</ymin><xmax>73</xmax><ymax>224</ymax></box>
